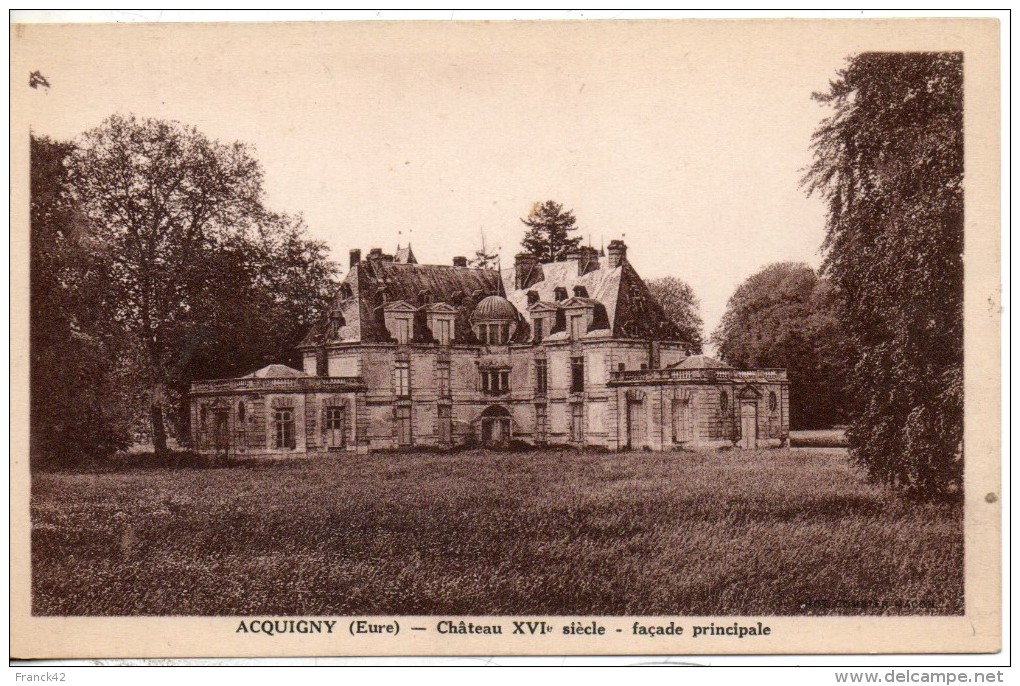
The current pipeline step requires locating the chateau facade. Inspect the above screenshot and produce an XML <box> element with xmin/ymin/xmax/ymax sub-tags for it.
<box><xmin>190</xmin><ymin>241</ymin><xmax>789</xmax><ymax>457</ymax></box>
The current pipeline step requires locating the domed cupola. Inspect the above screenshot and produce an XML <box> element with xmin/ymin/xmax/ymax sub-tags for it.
<box><xmin>471</xmin><ymin>295</ymin><xmax>519</xmax><ymax>345</ymax></box>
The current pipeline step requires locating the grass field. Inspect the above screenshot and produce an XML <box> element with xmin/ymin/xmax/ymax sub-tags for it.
<box><xmin>31</xmin><ymin>447</ymin><xmax>963</xmax><ymax>616</ymax></box>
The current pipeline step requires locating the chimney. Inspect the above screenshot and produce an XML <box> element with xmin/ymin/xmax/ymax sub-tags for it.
<box><xmin>367</xmin><ymin>247</ymin><xmax>384</xmax><ymax>262</ymax></box>
<box><xmin>526</xmin><ymin>290</ymin><xmax>539</xmax><ymax>306</ymax></box>
<box><xmin>577</xmin><ymin>246</ymin><xmax>600</xmax><ymax>276</ymax></box>
<box><xmin>349</xmin><ymin>249</ymin><xmax>361</xmax><ymax>267</ymax></box>
<box><xmin>607</xmin><ymin>239</ymin><xmax>627</xmax><ymax>269</ymax></box>
<box><xmin>452</xmin><ymin>256</ymin><xmax>468</xmax><ymax>267</ymax></box>
<box><xmin>515</xmin><ymin>253</ymin><xmax>540</xmax><ymax>290</ymax></box>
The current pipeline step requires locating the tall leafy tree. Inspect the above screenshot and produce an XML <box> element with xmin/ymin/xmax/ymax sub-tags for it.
<box><xmin>712</xmin><ymin>263</ymin><xmax>846</xmax><ymax>430</ymax></box>
<box><xmin>646</xmin><ymin>276</ymin><xmax>705</xmax><ymax>353</ymax></box>
<box><xmin>30</xmin><ymin>135</ymin><xmax>133</xmax><ymax>464</ymax></box>
<box><xmin>68</xmin><ymin>114</ymin><xmax>339</xmax><ymax>457</ymax></box>
<box><xmin>804</xmin><ymin>53</ymin><xmax>963</xmax><ymax>498</ymax></box>
<box><xmin>520</xmin><ymin>200</ymin><xmax>583</xmax><ymax>261</ymax></box>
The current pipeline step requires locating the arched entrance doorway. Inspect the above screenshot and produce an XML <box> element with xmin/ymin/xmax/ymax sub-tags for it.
<box><xmin>480</xmin><ymin>405</ymin><xmax>512</xmax><ymax>446</ymax></box>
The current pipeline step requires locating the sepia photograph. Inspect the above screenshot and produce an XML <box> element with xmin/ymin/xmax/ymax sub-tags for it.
<box><xmin>10</xmin><ymin>15</ymin><xmax>1001</xmax><ymax>660</ymax></box>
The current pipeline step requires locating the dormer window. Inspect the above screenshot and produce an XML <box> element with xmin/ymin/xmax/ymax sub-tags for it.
<box><xmin>424</xmin><ymin>303</ymin><xmax>457</xmax><ymax>346</ymax></box>
<box><xmin>569</xmin><ymin>314</ymin><xmax>585</xmax><ymax>340</ymax></box>
<box><xmin>478</xmin><ymin>322</ymin><xmax>509</xmax><ymax>345</ymax></box>
<box><xmin>434</xmin><ymin>318</ymin><xmax>453</xmax><ymax>345</ymax></box>
<box><xmin>470</xmin><ymin>295</ymin><xmax>517</xmax><ymax>347</ymax></box>
<box><xmin>383</xmin><ymin>300</ymin><xmax>417</xmax><ymax>345</ymax></box>
<box><xmin>554</xmin><ymin>287</ymin><xmax>568</xmax><ymax>302</ymax></box>
<box><xmin>393</xmin><ymin>318</ymin><xmax>412</xmax><ymax>344</ymax></box>
<box><xmin>573</xmin><ymin>285</ymin><xmax>588</xmax><ymax>298</ymax></box>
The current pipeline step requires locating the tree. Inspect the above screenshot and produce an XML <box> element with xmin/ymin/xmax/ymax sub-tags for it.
<box><xmin>468</xmin><ymin>230</ymin><xmax>499</xmax><ymax>269</ymax></box>
<box><xmin>712</xmin><ymin>263</ymin><xmax>846</xmax><ymax>430</ymax></box>
<box><xmin>68</xmin><ymin>114</ymin><xmax>339</xmax><ymax>457</ymax></box>
<box><xmin>646</xmin><ymin>276</ymin><xmax>704</xmax><ymax>353</ymax></box>
<box><xmin>30</xmin><ymin>135</ymin><xmax>133</xmax><ymax>465</ymax></box>
<box><xmin>520</xmin><ymin>200</ymin><xmax>583</xmax><ymax>261</ymax></box>
<box><xmin>804</xmin><ymin>53</ymin><xmax>963</xmax><ymax>498</ymax></box>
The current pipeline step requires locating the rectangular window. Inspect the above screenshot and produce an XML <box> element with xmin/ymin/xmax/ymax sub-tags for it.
<box><xmin>395</xmin><ymin>318</ymin><xmax>412</xmax><ymax>344</ymax></box>
<box><xmin>395</xmin><ymin>406</ymin><xmax>412</xmax><ymax>445</ymax></box>
<box><xmin>570</xmin><ymin>403</ymin><xmax>584</xmax><ymax>442</ymax></box>
<box><xmin>535</xmin><ymin>359</ymin><xmax>548</xmax><ymax>395</ymax></box>
<box><xmin>571</xmin><ymin>356</ymin><xmax>585</xmax><ymax>393</ymax></box>
<box><xmin>395</xmin><ymin>361</ymin><xmax>411</xmax><ymax>397</ymax></box>
<box><xmin>434</xmin><ymin>319</ymin><xmax>452</xmax><ymax>345</ymax></box>
<box><xmin>481</xmin><ymin>369</ymin><xmax>509</xmax><ymax>395</ymax></box>
<box><xmin>274</xmin><ymin>408</ymin><xmax>295</xmax><ymax>449</ymax></box>
<box><xmin>570</xmin><ymin>314</ymin><xmax>585</xmax><ymax>340</ymax></box>
<box><xmin>533</xmin><ymin>318</ymin><xmax>544</xmax><ymax>342</ymax></box>
<box><xmin>438</xmin><ymin>361</ymin><xmax>451</xmax><ymax>398</ymax></box>
<box><xmin>535</xmin><ymin>404</ymin><xmax>548</xmax><ymax>443</ymax></box>
<box><xmin>326</xmin><ymin>406</ymin><xmax>346</xmax><ymax>448</ymax></box>
<box><xmin>438</xmin><ymin>405</ymin><xmax>452</xmax><ymax>443</ymax></box>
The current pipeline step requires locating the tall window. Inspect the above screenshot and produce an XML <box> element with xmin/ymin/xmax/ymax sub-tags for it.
<box><xmin>395</xmin><ymin>361</ymin><xmax>411</xmax><ymax>397</ymax></box>
<box><xmin>533</xmin><ymin>318</ymin><xmax>544</xmax><ymax>342</ymax></box>
<box><xmin>535</xmin><ymin>404</ymin><xmax>548</xmax><ymax>443</ymax></box>
<box><xmin>720</xmin><ymin>391</ymin><xmax>729</xmax><ymax>413</ymax></box>
<box><xmin>437</xmin><ymin>404</ymin><xmax>452</xmax><ymax>444</ymax></box>
<box><xmin>672</xmin><ymin>399</ymin><xmax>692</xmax><ymax>443</ymax></box>
<box><xmin>437</xmin><ymin>361</ymin><xmax>451</xmax><ymax>398</ymax></box>
<box><xmin>481</xmin><ymin>369</ymin><xmax>510</xmax><ymax>395</ymax></box>
<box><xmin>434</xmin><ymin>318</ymin><xmax>453</xmax><ymax>345</ymax></box>
<box><xmin>395</xmin><ymin>406</ymin><xmax>412</xmax><ymax>445</ymax></box>
<box><xmin>274</xmin><ymin>408</ymin><xmax>296</xmax><ymax>449</ymax></box>
<box><xmin>535</xmin><ymin>359</ymin><xmax>548</xmax><ymax>395</ymax></box>
<box><xmin>571</xmin><ymin>356</ymin><xmax>585</xmax><ymax>393</ymax></box>
<box><xmin>394</xmin><ymin>317</ymin><xmax>412</xmax><ymax>344</ymax></box>
<box><xmin>769</xmin><ymin>391</ymin><xmax>778</xmax><ymax>413</ymax></box>
<box><xmin>570</xmin><ymin>403</ymin><xmax>584</xmax><ymax>442</ymax></box>
<box><xmin>569</xmin><ymin>314</ymin><xmax>585</xmax><ymax>340</ymax></box>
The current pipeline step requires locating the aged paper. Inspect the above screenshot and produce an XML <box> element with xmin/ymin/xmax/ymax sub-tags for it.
<box><xmin>10</xmin><ymin>17</ymin><xmax>1000</xmax><ymax>658</ymax></box>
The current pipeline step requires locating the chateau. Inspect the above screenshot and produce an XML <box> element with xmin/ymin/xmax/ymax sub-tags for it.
<box><xmin>189</xmin><ymin>240</ymin><xmax>789</xmax><ymax>457</ymax></box>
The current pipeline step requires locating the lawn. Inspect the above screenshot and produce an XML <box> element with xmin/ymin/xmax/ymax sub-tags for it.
<box><xmin>31</xmin><ymin>447</ymin><xmax>963</xmax><ymax>616</ymax></box>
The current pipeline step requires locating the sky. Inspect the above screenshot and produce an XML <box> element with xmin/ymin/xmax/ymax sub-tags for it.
<box><xmin>14</xmin><ymin>18</ymin><xmax>893</xmax><ymax>339</ymax></box>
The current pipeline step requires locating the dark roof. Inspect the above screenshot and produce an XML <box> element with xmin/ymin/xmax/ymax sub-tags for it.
<box><xmin>302</xmin><ymin>251</ymin><xmax>684</xmax><ymax>347</ymax></box>
<box><xmin>472</xmin><ymin>295</ymin><xmax>518</xmax><ymax>321</ymax></box>
<box><xmin>301</xmin><ymin>261</ymin><xmax>503</xmax><ymax>346</ymax></box>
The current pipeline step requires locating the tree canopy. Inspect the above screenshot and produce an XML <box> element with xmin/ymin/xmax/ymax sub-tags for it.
<box><xmin>35</xmin><ymin>114</ymin><xmax>339</xmax><ymax>462</ymax></box>
<box><xmin>712</xmin><ymin>262</ymin><xmax>846</xmax><ymax>430</ymax></box>
<box><xmin>30</xmin><ymin>135</ymin><xmax>133</xmax><ymax>465</ymax></box>
<box><xmin>804</xmin><ymin>52</ymin><xmax>963</xmax><ymax>498</ymax></box>
<box><xmin>646</xmin><ymin>276</ymin><xmax>704</xmax><ymax>353</ymax></box>
<box><xmin>520</xmin><ymin>200</ymin><xmax>583</xmax><ymax>261</ymax></box>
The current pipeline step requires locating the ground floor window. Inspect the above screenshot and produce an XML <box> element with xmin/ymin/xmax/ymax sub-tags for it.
<box><xmin>437</xmin><ymin>405</ymin><xmax>452</xmax><ymax>443</ymax></box>
<box><xmin>570</xmin><ymin>403</ymin><xmax>584</xmax><ymax>442</ymax></box>
<box><xmin>395</xmin><ymin>406</ymin><xmax>412</xmax><ymax>446</ymax></box>
<box><xmin>535</xmin><ymin>404</ymin><xmax>548</xmax><ymax>443</ymax></box>
<box><xmin>672</xmin><ymin>399</ymin><xmax>693</xmax><ymax>443</ymax></box>
<box><xmin>274</xmin><ymin>408</ymin><xmax>296</xmax><ymax>449</ymax></box>
<box><xmin>325</xmin><ymin>406</ymin><xmax>346</xmax><ymax>448</ymax></box>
